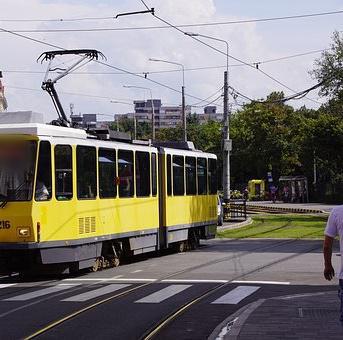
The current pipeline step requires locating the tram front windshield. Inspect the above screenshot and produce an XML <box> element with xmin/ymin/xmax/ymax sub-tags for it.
<box><xmin>0</xmin><ymin>140</ymin><xmax>37</xmax><ymax>201</ymax></box>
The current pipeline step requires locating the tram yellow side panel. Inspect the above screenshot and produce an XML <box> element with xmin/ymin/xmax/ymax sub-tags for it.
<box><xmin>32</xmin><ymin>197</ymin><xmax>159</xmax><ymax>243</ymax></box>
<box><xmin>164</xmin><ymin>195</ymin><xmax>217</xmax><ymax>228</ymax></box>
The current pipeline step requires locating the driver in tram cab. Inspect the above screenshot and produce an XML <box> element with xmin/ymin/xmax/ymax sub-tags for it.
<box><xmin>35</xmin><ymin>181</ymin><xmax>50</xmax><ymax>201</ymax></box>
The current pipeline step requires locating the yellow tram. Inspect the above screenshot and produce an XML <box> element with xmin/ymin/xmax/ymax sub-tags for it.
<box><xmin>0</xmin><ymin>111</ymin><xmax>218</xmax><ymax>274</ymax></box>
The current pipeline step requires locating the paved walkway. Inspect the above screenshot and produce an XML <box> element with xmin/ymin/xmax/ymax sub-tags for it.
<box><xmin>222</xmin><ymin>290</ymin><xmax>343</xmax><ymax>339</ymax></box>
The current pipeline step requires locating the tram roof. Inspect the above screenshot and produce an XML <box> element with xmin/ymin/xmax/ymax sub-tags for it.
<box><xmin>0</xmin><ymin>111</ymin><xmax>87</xmax><ymax>139</ymax></box>
<box><xmin>0</xmin><ymin>123</ymin><xmax>88</xmax><ymax>139</ymax></box>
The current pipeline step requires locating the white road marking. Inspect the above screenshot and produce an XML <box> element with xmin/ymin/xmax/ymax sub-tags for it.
<box><xmin>0</xmin><ymin>284</ymin><xmax>16</xmax><ymax>289</ymax></box>
<box><xmin>4</xmin><ymin>284</ymin><xmax>76</xmax><ymax>301</ymax></box>
<box><xmin>63</xmin><ymin>278</ymin><xmax>156</xmax><ymax>283</ymax></box>
<box><xmin>135</xmin><ymin>284</ymin><xmax>191</xmax><ymax>304</ymax></box>
<box><xmin>232</xmin><ymin>280</ymin><xmax>290</xmax><ymax>285</ymax></box>
<box><xmin>131</xmin><ymin>270</ymin><xmax>143</xmax><ymax>273</ymax></box>
<box><xmin>162</xmin><ymin>279</ymin><xmax>228</xmax><ymax>283</ymax></box>
<box><xmin>62</xmin><ymin>284</ymin><xmax>130</xmax><ymax>302</ymax></box>
<box><xmin>212</xmin><ymin>286</ymin><xmax>260</xmax><ymax>304</ymax></box>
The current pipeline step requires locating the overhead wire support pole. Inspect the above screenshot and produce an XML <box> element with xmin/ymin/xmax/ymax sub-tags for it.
<box><xmin>149</xmin><ymin>58</ymin><xmax>186</xmax><ymax>141</ymax></box>
<box><xmin>185</xmin><ymin>32</ymin><xmax>231</xmax><ymax>202</ymax></box>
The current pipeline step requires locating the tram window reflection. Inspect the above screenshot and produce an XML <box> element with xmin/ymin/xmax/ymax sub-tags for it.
<box><xmin>35</xmin><ymin>141</ymin><xmax>52</xmax><ymax>201</ymax></box>
<box><xmin>186</xmin><ymin>156</ymin><xmax>196</xmax><ymax>195</ymax></box>
<box><xmin>197</xmin><ymin>158</ymin><xmax>207</xmax><ymax>195</ymax></box>
<box><xmin>167</xmin><ymin>154</ymin><xmax>172</xmax><ymax>196</ymax></box>
<box><xmin>136</xmin><ymin>151</ymin><xmax>150</xmax><ymax>197</ymax></box>
<box><xmin>77</xmin><ymin>146</ymin><xmax>97</xmax><ymax>200</ymax></box>
<box><xmin>118</xmin><ymin>150</ymin><xmax>134</xmax><ymax>198</ymax></box>
<box><xmin>173</xmin><ymin>155</ymin><xmax>184</xmax><ymax>196</ymax></box>
<box><xmin>151</xmin><ymin>153</ymin><xmax>157</xmax><ymax>197</ymax></box>
<box><xmin>208</xmin><ymin>158</ymin><xmax>217</xmax><ymax>195</ymax></box>
<box><xmin>55</xmin><ymin>145</ymin><xmax>73</xmax><ymax>200</ymax></box>
<box><xmin>99</xmin><ymin>148</ymin><xmax>116</xmax><ymax>199</ymax></box>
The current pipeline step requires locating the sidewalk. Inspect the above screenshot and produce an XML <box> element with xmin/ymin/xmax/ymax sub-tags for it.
<box><xmin>217</xmin><ymin>291</ymin><xmax>343</xmax><ymax>340</ymax></box>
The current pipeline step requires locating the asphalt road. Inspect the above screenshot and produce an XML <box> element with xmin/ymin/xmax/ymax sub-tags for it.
<box><xmin>0</xmin><ymin>238</ymin><xmax>339</xmax><ymax>340</ymax></box>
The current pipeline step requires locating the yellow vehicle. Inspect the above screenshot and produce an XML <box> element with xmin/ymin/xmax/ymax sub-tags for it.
<box><xmin>0</xmin><ymin>112</ymin><xmax>218</xmax><ymax>274</ymax></box>
<box><xmin>248</xmin><ymin>179</ymin><xmax>265</xmax><ymax>200</ymax></box>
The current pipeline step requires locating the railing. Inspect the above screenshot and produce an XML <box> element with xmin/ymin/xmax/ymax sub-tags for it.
<box><xmin>224</xmin><ymin>199</ymin><xmax>247</xmax><ymax>221</ymax></box>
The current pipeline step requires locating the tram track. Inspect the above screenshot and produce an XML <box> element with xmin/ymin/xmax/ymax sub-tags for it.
<box><xmin>22</xmin><ymin>234</ymin><xmax>322</xmax><ymax>339</ymax></box>
<box><xmin>141</xmin><ymin>233</ymin><xmax>323</xmax><ymax>340</ymax></box>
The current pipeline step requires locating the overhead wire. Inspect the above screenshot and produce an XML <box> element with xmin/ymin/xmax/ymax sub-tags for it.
<box><xmin>140</xmin><ymin>2</ymin><xmax>322</xmax><ymax>105</ymax></box>
<box><xmin>190</xmin><ymin>86</ymin><xmax>223</xmax><ymax>106</ymax></box>
<box><xmin>1</xmin><ymin>9</ymin><xmax>342</xmax><ymax>27</ymax></box>
<box><xmin>1</xmin><ymin>47</ymin><xmax>328</xmax><ymax>76</ymax></box>
<box><xmin>0</xmin><ymin>25</ymin><xmax>223</xmax><ymax>107</ymax></box>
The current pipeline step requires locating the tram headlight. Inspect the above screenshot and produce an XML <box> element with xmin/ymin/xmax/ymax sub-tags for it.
<box><xmin>17</xmin><ymin>227</ymin><xmax>30</xmax><ymax>237</ymax></box>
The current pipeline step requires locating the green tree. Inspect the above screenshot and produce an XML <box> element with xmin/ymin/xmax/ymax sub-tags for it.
<box><xmin>312</xmin><ymin>31</ymin><xmax>343</xmax><ymax>100</ymax></box>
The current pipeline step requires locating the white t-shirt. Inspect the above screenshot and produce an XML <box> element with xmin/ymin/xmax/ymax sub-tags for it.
<box><xmin>324</xmin><ymin>206</ymin><xmax>343</xmax><ymax>279</ymax></box>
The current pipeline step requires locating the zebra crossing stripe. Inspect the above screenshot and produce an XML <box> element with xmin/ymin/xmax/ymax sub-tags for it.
<box><xmin>211</xmin><ymin>286</ymin><xmax>260</xmax><ymax>304</ymax></box>
<box><xmin>4</xmin><ymin>284</ymin><xmax>76</xmax><ymax>301</ymax></box>
<box><xmin>62</xmin><ymin>284</ymin><xmax>131</xmax><ymax>302</ymax></box>
<box><xmin>0</xmin><ymin>284</ymin><xmax>16</xmax><ymax>289</ymax></box>
<box><xmin>135</xmin><ymin>285</ymin><xmax>191</xmax><ymax>304</ymax></box>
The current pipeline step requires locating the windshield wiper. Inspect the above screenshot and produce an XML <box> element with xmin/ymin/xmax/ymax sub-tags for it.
<box><xmin>0</xmin><ymin>181</ymin><xmax>29</xmax><ymax>208</ymax></box>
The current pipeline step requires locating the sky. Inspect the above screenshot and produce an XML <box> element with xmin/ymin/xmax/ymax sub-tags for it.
<box><xmin>0</xmin><ymin>0</ymin><xmax>342</xmax><ymax>122</ymax></box>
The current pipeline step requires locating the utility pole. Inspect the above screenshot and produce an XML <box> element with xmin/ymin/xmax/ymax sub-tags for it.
<box><xmin>184</xmin><ymin>32</ymin><xmax>231</xmax><ymax>201</ymax></box>
<box><xmin>222</xmin><ymin>70</ymin><xmax>231</xmax><ymax>202</ymax></box>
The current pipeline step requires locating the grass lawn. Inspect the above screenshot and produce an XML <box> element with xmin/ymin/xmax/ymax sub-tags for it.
<box><xmin>217</xmin><ymin>214</ymin><xmax>328</xmax><ymax>239</ymax></box>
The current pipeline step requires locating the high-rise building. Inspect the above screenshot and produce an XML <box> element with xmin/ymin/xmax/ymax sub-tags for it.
<box><xmin>0</xmin><ymin>72</ymin><xmax>8</xmax><ymax>112</ymax></box>
<box><xmin>198</xmin><ymin>106</ymin><xmax>223</xmax><ymax>124</ymax></box>
<box><xmin>134</xmin><ymin>99</ymin><xmax>162</xmax><ymax>126</ymax></box>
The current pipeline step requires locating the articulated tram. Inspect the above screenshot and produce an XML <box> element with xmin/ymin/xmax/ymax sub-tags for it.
<box><xmin>0</xmin><ymin>111</ymin><xmax>218</xmax><ymax>274</ymax></box>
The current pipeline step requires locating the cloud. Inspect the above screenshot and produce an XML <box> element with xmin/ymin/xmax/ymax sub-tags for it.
<box><xmin>1</xmin><ymin>0</ymin><xmax>334</xmax><ymax>122</ymax></box>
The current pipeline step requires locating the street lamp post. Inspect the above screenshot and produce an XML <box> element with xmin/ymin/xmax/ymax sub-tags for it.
<box><xmin>149</xmin><ymin>58</ymin><xmax>187</xmax><ymax>142</ymax></box>
<box><xmin>185</xmin><ymin>32</ymin><xmax>231</xmax><ymax>203</ymax></box>
<box><xmin>123</xmin><ymin>85</ymin><xmax>155</xmax><ymax>140</ymax></box>
<box><xmin>110</xmin><ymin>100</ymin><xmax>135</xmax><ymax>133</ymax></box>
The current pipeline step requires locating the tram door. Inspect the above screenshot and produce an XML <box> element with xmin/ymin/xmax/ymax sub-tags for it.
<box><xmin>157</xmin><ymin>152</ymin><xmax>168</xmax><ymax>249</ymax></box>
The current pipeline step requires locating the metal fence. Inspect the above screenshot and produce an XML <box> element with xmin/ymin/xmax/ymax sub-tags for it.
<box><xmin>224</xmin><ymin>199</ymin><xmax>247</xmax><ymax>221</ymax></box>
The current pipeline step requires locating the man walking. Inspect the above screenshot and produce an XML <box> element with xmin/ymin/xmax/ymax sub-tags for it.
<box><xmin>323</xmin><ymin>206</ymin><xmax>343</xmax><ymax>322</ymax></box>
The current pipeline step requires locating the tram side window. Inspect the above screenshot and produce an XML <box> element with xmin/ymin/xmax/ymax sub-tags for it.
<box><xmin>77</xmin><ymin>146</ymin><xmax>97</xmax><ymax>199</ymax></box>
<box><xmin>151</xmin><ymin>153</ymin><xmax>157</xmax><ymax>196</ymax></box>
<box><xmin>99</xmin><ymin>148</ymin><xmax>116</xmax><ymax>199</ymax></box>
<box><xmin>197</xmin><ymin>157</ymin><xmax>208</xmax><ymax>195</ymax></box>
<box><xmin>173</xmin><ymin>155</ymin><xmax>184</xmax><ymax>196</ymax></box>
<box><xmin>186</xmin><ymin>156</ymin><xmax>196</xmax><ymax>195</ymax></box>
<box><xmin>118</xmin><ymin>150</ymin><xmax>134</xmax><ymax>198</ymax></box>
<box><xmin>35</xmin><ymin>141</ymin><xmax>52</xmax><ymax>201</ymax></box>
<box><xmin>136</xmin><ymin>151</ymin><xmax>150</xmax><ymax>197</ymax></box>
<box><xmin>55</xmin><ymin>145</ymin><xmax>73</xmax><ymax>200</ymax></box>
<box><xmin>167</xmin><ymin>154</ymin><xmax>172</xmax><ymax>196</ymax></box>
<box><xmin>208</xmin><ymin>158</ymin><xmax>218</xmax><ymax>195</ymax></box>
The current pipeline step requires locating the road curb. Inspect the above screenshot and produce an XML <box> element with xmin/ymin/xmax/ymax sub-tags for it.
<box><xmin>246</xmin><ymin>204</ymin><xmax>326</xmax><ymax>214</ymax></box>
<box><xmin>217</xmin><ymin>218</ymin><xmax>252</xmax><ymax>231</ymax></box>
<box><xmin>209</xmin><ymin>290</ymin><xmax>338</xmax><ymax>340</ymax></box>
<box><xmin>208</xmin><ymin>299</ymin><xmax>265</xmax><ymax>340</ymax></box>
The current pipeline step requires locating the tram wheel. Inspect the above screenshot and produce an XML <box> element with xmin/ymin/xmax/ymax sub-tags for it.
<box><xmin>91</xmin><ymin>258</ymin><xmax>101</xmax><ymax>272</ymax></box>
<box><xmin>177</xmin><ymin>241</ymin><xmax>187</xmax><ymax>253</ymax></box>
<box><xmin>110</xmin><ymin>256</ymin><xmax>120</xmax><ymax>268</ymax></box>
